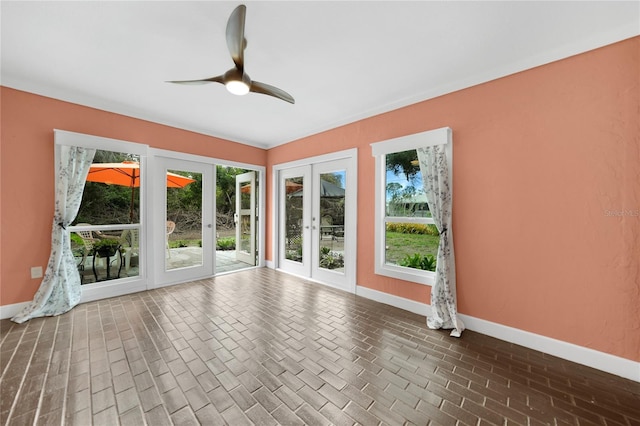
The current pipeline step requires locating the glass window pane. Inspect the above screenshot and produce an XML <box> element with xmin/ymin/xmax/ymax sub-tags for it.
<box><xmin>384</xmin><ymin>223</ymin><xmax>440</xmax><ymax>270</ymax></box>
<box><xmin>75</xmin><ymin>149</ymin><xmax>141</xmax><ymax>283</ymax></box>
<box><xmin>385</xmin><ymin>149</ymin><xmax>429</xmax><ymax>218</ymax></box>
<box><xmin>79</xmin><ymin>150</ymin><xmax>141</xmax><ymax>225</ymax></box>
<box><xmin>73</xmin><ymin>224</ymin><xmax>140</xmax><ymax>283</ymax></box>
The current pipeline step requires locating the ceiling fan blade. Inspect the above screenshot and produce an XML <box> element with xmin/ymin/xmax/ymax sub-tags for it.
<box><xmin>167</xmin><ymin>76</ymin><xmax>224</xmax><ymax>85</ymax></box>
<box><xmin>250</xmin><ymin>81</ymin><xmax>295</xmax><ymax>104</ymax></box>
<box><xmin>226</xmin><ymin>5</ymin><xmax>246</xmax><ymax>72</ymax></box>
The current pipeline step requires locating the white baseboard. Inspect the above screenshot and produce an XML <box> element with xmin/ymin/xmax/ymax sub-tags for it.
<box><xmin>356</xmin><ymin>285</ymin><xmax>432</xmax><ymax>317</ymax></box>
<box><xmin>80</xmin><ymin>279</ymin><xmax>147</xmax><ymax>304</ymax></box>
<box><xmin>355</xmin><ymin>285</ymin><xmax>640</xmax><ymax>383</ymax></box>
<box><xmin>457</xmin><ymin>313</ymin><xmax>640</xmax><ymax>383</ymax></box>
<box><xmin>0</xmin><ymin>281</ymin><xmax>148</xmax><ymax>321</ymax></box>
<box><xmin>0</xmin><ymin>301</ymin><xmax>30</xmax><ymax>320</ymax></box>
<box><xmin>265</xmin><ymin>260</ymin><xmax>275</xmax><ymax>269</ymax></box>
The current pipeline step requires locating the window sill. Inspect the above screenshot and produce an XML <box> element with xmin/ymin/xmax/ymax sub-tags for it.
<box><xmin>375</xmin><ymin>263</ymin><xmax>435</xmax><ymax>286</ymax></box>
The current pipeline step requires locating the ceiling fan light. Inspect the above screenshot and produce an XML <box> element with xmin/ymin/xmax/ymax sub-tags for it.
<box><xmin>226</xmin><ymin>80</ymin><xmax>250</xmax><ymax>96</ymax></box>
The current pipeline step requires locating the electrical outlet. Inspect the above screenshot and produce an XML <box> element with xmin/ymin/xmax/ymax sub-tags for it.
<box><xmin>30</xmin><ymin>266</ymin><xmax>43</xmax><ymax>279</ymax></box>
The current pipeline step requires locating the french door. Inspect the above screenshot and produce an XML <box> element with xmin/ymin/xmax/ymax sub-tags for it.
<box><xmin>277</xmin><ymin>156</ymin><xmax>356</xmax><ymax>292</ymax></box>
<box><xmin>235</xmin><ymin>171</ymin><xmax>257</xmax><ymax>266</ymax></box>
<box><xmin>153</xmin><ymin>157</ymin><xmax>215</xmax><ymax>287</ymax></box>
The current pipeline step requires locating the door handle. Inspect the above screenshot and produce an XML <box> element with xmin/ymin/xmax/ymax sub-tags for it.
<box><xmin>207</xmin><ymin>224</ymin><xmax>213</xmax><ymax>228</ymax></box>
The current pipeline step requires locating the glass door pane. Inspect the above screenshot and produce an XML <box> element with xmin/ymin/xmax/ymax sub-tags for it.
<box><xmin>166</xmin><ymin>169</ymin><xmax>202</xmax><ymax>270</ymax></box>
<box><xmin>317</xmin><ymin>171</ymin><xmax>346</xmax><ymax>273</ymax></box>
<box><xmin>284</xmin><ymin>176</ymin><xmax>304</xmax><ymax>263</ymax></box>
<box><xmin>235</xmin><ymin>171</ymin><xmax>256</xmax><ymax>266</ymax></box>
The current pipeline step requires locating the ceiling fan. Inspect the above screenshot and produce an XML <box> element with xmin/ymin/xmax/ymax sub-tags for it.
<box><xmin>168</xmin><ymin>5</ymin><xmax>295</xmax><ymax>104</ymax></box>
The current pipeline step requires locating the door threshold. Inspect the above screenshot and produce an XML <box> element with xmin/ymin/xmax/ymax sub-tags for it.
<box><xmin>275</xmin><ymin>268</ymin><xmax>355</xmax><ymax>294</ymax></box>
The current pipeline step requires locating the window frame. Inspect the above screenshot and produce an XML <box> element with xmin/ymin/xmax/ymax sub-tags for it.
<box><xmin>371</xmin><ymin>127</ymin><xmax>452</xmax><ymax>286</ymax></box>
<box><xmin>55</xmin><ymin>129</ymin><xmax>150</xmax><ymax>302</ymax></box>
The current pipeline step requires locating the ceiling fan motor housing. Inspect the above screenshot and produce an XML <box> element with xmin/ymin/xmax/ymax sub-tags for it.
<box><xmin>224</xmin><ymin>68</ymin><xmax>251</xmax><ymax>95</ymax></box>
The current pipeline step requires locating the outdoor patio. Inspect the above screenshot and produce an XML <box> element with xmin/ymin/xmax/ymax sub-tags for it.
<box><xmin>77</xmin><ymin>248</ymin><xmax>253</xmax><ymax>284</ymax></box>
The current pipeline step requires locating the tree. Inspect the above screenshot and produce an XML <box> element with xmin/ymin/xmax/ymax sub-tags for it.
<box><xmin>167</xmin><ymin>171</ymin><xmax>202</xmax><ymax>212</ymax></box>
<box><xmin>386</xmin><ymin>150</ymin><xmax>420</xmax><ymax>182</ymax></box>
<box><xmin>216</xmin><ymin>166</ymin><xmax>252</xmax><ymax>229</ymax></box>
<box><xmin>320</xmin><ymin>172</ymin><xmax>343</xmax><ymax>187</ymax></box>
<box><xmin>386</xmin><ymin>182</ymin><xmax>403</xmax><ymax>201</ymax></box>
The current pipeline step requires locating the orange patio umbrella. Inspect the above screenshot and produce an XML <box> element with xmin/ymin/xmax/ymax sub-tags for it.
<box><xmin>86</xmin><ymin>161</ymin><xmax>196</xmax><ymax>222</ymax></box>
<box><xmin>242</xmin><ymin>180</ymin><xmax>301</xmax><ymax>194</ymax></box>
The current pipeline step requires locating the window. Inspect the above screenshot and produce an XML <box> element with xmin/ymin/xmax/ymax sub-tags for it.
<box><xmin>371</xmin><ymin>127</ymin><xmax>452</xmax><ymax>285</ymax></box>
<box><xmin>74</xmin><ymin>148</ymin><xmax>143</xmax><ymax>283</ymax></box>
<box><xmin>55</xmin><ymin>130</ymin><xmax>148</xmax><ymax>290</ymax></box>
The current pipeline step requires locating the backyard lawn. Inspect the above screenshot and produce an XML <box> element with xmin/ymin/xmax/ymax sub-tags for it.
<box><xmin>385</xmin><ymin>231</ymin><xmax>440</xmax><ymax>265</ymax></box>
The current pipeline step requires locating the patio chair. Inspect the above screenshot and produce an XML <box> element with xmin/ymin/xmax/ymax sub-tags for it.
<box><xmin>74</xmin><ymin>223</ymin><xmax>105</xmax><ymax>282</ymax></box>
<box><xmin>332</xmin><ymin>225</ymin><xmax>345</xmax><ymax>242</ymax></box>
<box><xmin>119</xmin><ymin>228</ymin><xmax>139</xmax><ymax>273</ymax></box>
<box><xmin>166</xmin><ymin>220</ymin><xmax>176</xmax><ymax>258</ymax></box>
<box><xmin>75</xmin><ymin>223</ymin><xmax>96</xmax><ymax>254</ymax></box>
<box><xmin>321</xmin><ymin>215</ymin><xmax>333</xmax><ymax>240</ymax></box>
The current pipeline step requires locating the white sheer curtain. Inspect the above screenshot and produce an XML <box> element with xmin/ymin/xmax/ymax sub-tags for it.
<box><xmin>417</xmin><ymin>144</ymin><xmax>464</xmax><ymax>337</ymax></box>
<box><xmin>12</xmin><ymin>146</ymin><xmax>96</xmax><ymax>323</ymax></box>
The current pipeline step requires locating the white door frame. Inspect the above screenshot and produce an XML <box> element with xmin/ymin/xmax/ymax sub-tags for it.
<box><xmin>272</xmin><ymin>148</ymin><xmax>357</xmax><ymax>293</ymax></box>
<box><xmin>149</xmin><ymin>148</ymin><xmax>266</xmax><ymax>289</ymax></box>
<box><xmin>152</xmin><ymin>156</ymin><xmax>215</xmax><ymax>287</ymax></box>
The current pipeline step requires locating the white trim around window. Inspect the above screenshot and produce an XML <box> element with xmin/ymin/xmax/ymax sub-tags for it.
<box><xmin>371</xmin><ymin>127</ymin><xmax>452</xmax><ymax>286</ymax></box>
<box><xmin>54</xmin><ymin>129</ymin><xmax>150</xmax><ymax>302</ymax></box>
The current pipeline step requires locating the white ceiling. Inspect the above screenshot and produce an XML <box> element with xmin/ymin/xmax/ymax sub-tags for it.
<box><xmin>2</xmin><ymin>1</ymin><xmax>638</xmax><ymax>149</ymax></box>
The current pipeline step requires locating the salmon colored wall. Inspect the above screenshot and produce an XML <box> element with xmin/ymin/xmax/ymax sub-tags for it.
<box><xmin>0</xmin><ymin>87</ymin><xmax>266</xmax><ymax>307</ymax></box>
<box><xmin>266</xmin><ymin>37</ymin><xmax>639</xmax><ymax>361</ymax></box>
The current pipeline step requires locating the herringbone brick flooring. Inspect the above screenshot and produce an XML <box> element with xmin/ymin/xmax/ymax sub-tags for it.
<box><xmin>1</xmin><ymin>268</ymin><xmax>638</xmax><ymax>425</ymax></box>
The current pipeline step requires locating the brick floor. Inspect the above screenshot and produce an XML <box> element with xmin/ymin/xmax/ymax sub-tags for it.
<box><xmin>1</xmin><ymin>268</ymin><xmax>638</xmax><ymax>425</ymax></box>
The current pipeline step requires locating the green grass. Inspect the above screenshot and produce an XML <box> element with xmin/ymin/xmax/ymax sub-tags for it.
<box><xmin>168</xmin><ymin>239</ymin><xmax>201</xmax><ymax>248</ymax></box>
<box><xmin>161</xmin><ymin>232</ymin><xmax>440</xmax><ymax>265</ymax></box>
<box><xmin>385</xmin><ymin>232</ymin><xmax>440</xmax><ymax>265</ymax></box>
